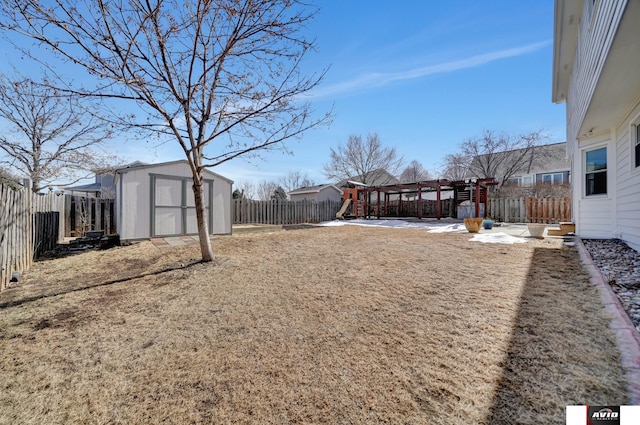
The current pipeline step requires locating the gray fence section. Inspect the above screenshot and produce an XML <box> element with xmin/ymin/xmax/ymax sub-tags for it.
<box><xmin>0</xmin><ymin>184</ymin><xmax>31</xmax><ymax>291</ymax></box>
<box><xmin>0</xmin><ymin>185</ymin><xmax>118</xmax><ymax>291</ymax></box>
<box><xmin>233</xmin><ymin>199</ymin><xmax>343</xmax><ymax>225</ymax></box>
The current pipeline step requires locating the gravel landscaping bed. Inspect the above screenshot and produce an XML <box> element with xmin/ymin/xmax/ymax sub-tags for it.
<box><xmin>582</xmin><ymin>239</ymin><xmax>640</xmax><ymax>333</ymax></box>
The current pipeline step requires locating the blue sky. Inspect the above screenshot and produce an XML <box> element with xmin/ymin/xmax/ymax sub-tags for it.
<box><xmin>216</xmin><ymin>0</ymin><xmax>566</xmax><ymax>186</ymax></box>
<box><xmin>0</xmin><ymin>1</ymin><xmax>566</xmax><ymax>188</ymax></box>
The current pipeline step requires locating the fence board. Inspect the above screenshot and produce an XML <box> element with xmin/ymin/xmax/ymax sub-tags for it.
<box><xmin>1</xmin><ymin>187</ymin><xmax>117</xmax><ymax>291</ymax></box>
<box><xmin>64</xmin><ymin>195</ymin><xmax>116</xmax><ymax>237</ymax></box>
<box><xmin>1</xmin><ymin>183</ymin><xmax>34</xmax><ymax>291</ymax></box>
<box><xmin>489</xmin><ymin>195</ymin><xmax>571</xmax><ymax>224</ymax></box>
<box><xmin>33</xmin><ymin>212</ymin><xmax>59</xmax><ymax>258</ymax></box>
<box><xmin>233</xmin><ymin>199</ymin><xmax>342</xmax><ymax>225</ymax></box>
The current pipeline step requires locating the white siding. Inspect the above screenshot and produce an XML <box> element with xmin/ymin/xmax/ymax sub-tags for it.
<box><xmin>615</xmin><ymin>105</ymin><xmax>640</xmax><ymax>251</ymax></box>
<box><xmin>316</xmin><ymin>188</ymin><xmax>341</xmax><ymax>202</ymax></box>
<box><xmin>290</xmin><ymin>193</ymin><xmax>317</xmax><ymax>202</ymax></box>
<box><xmin>576</xmin><ymin>197</ymin><xmax>614</xmax><ymax>239</ymax></box>
<box><xmin>572</xmin><ymin>137</ymin><xmax>615</xmax><ymax>239</ymax></box>
<box><xmin>290</xmin><ymin>187</ymin><xmax>342</xmax><ymax>203</ymax></box>
<box><xmin>567</xmin><ymin>0</ymin><xmax>626</xmax><ymax>147</ymax></box>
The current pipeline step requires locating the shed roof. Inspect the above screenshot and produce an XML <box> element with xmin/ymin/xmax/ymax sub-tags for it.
<box><xmin>115</xmin><ymin>159</ymin><xmax>234</xmax><ymax>184</ymax></box>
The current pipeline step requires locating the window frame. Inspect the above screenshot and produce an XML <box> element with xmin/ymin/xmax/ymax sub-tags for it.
<box><xmin>584</xmin><ymin>146</ymin><xmax>607</xmax><ymax>197</ymax></box>
<box><xmin>540</xmin><ymin>172</ymin><xmax>564</xmax><ymax>185</ymax></box>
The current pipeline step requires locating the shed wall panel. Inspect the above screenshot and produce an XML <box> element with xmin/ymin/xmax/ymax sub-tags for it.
<box><xmin>116</xmin><ymin>161</ymin><xmax>232</xmax><ymax>240</ymax></box>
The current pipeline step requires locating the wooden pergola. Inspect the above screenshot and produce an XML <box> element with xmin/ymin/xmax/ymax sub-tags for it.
<box><xmin>348</xmin><ymin>178</ymin><xmax>497</xmax><ymax>220</ymax></box>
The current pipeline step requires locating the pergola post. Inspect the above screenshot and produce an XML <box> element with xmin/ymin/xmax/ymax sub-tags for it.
<box><xmin>417</xmin><ymin>184</ymin><xmax>422</xmax><ymax>219</ymax></box>
<box><xmin>474</xmin><ymin>181</ymin><xmax>480</xmax><ymax>218</ymax></box>
<box><xmin>436</xmin><ymin>183</ymin><xmax>441</xmax><ymax>220</ymax></box>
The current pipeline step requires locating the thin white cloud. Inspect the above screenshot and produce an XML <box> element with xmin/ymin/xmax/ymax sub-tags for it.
<box><xmin>310</xmin><ymin>40</ymin><xmax>551</xmax><ymax>99</ymax></box>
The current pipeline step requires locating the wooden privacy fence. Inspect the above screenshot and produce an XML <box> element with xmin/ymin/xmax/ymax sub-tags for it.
<box><xmin>525</xmin><ymin>196</ymin><xmax>572</xmax><ymax>224</ymax></box>
<box><xmin>33</xmin><ymin>212</ymin><xmax>60</xmax><ymax>259</ymax></box>
<box><xmin>234</xmin><ymin>199</ymin><xmax>342</xmax><ymax>225</ymax></box>
<box><xmin>65</xmin><ymin>195</ymin><xmax>116</xmax><ymax>237</ymax></box>
<box><xmin>1</xmin><ymin>184</ymin><xmax>117</xmax><ymax>291</ymax></box>
<box><xmin>1</xmin><ymin>184</ymin><xmax>32</xmax><ymax>291</ymax></box>
<box><xmin>487</xmin><ymin>196</ymin><xmax>571</xmax><ymax>224</ymax></box>
<box><xmin>1</xmin><ymin>184</ymin><xmax>65</xmax><ymax>291</ymax></box>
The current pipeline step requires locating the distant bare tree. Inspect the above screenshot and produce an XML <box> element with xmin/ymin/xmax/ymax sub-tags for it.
<box><xmin>400</xmin><ymin>160</ymin><xmax>432</xmax><ymax>183</ymax></box>
<box><xmin>0</xmin><ymin>0</ymin><xmax>330</xmax><ymax>261</ymax></box>
<box><xmin>0</xmin><ymin>166</ymin><xmax>20</xmax><ymax>188</ymax></box>
<box><xmin>280</xmin><ymin>171</ymin><xmax>315</xmax><ymax>192</ymax></box>
<box><xmin>440</xmin><ymin>153</ymin><xmax>471</xmax><ymax>181</ymax></box>
<box><xmin>235</xmin><ymin>181</ymin><xmax>256</xmax><ymax>201</ymax></box>
<box><xmin>256</xmin><ymin>180</ymin><xmax>279</xmax><ymax>201</ymax></box>
<box><xmin>0</xmin><ymin>75</ymin><xmax>117</xmax><ymax>192</ymax></box>
<box><xmin>463</xmin><ymin>129</ymin><xmax>547</xmax><ymax>187</ymax></box>
<box><xmin>323</xmin><ymin>133</ymin><xmax>403</xmax><ymax>184</ymax></box>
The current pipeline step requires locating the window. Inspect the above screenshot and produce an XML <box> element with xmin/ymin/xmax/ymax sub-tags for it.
<box><xmin>541</xmin><ymin>173</ymin><xmax>564</xmax><ymax>185</ymax></box>
<box><xmin>585</xmin><ymin>147</ymin><xmax>607</xmax><ymax>196</ymax></box>
<box><xmin>506</xmin><ymin>175</ymin><xmax>533</xmax><ymax>187</ymax></box>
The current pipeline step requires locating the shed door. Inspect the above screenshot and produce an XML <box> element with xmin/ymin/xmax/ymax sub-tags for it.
<box><xmin>152</xmin><ymin>176</ymin><xmax>212</xmax><ymax>237</ymax></box>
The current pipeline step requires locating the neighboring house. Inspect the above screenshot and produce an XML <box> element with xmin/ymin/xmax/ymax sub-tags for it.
<box><xmin>64</xmin><ymin>173</ymin><xmax>115</xmax><ymax>198</ymax></box>
<box><xmin>115</xmin><ymin>160</ymin><xmax>233</xmax><ymax>240</ymax></box>
<box><xmin>553</xmin><ymin>0</ymin><xmax>640</xmax><ymax>251</ymax></box>
<box><xmin>337</xmin><ymin>169</ymin><xmax>400</xmax><ymax>188</ymax></box>
<box><xmin>288</xmin><ymin>184</ymin><xmax>342</xmax><ymax>202</ymax></box>
<box><xmin>468</xmin><ymin>142</ymin><xmax>570</xmax><ymax>187</ymax></box>
<box><xmin>64</xmin><ymin>161</ymin><xmax>146</xmax><ymax>198</ymax></box>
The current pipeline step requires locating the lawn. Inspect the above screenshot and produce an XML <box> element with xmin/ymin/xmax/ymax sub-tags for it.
<box><xmin>0</xmin><ymin>225</ymin><xmax>628</xmax><ymax>424</ymax></box>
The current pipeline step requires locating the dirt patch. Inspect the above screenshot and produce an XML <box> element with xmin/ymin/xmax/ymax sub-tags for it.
<box><xmin>0</xmin><ymin>226</ymin><xmax>628</xmax><ymax>424</ymax></box>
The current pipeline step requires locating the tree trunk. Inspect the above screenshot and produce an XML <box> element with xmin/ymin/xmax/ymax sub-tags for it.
<box><xmin>192</xmin><ymin>177</ymin><xmax>214</xmax><ymax>262</ymax></box>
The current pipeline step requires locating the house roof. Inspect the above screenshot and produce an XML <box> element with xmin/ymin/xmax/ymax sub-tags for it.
<box><xmin>115</xmin><ymin>159</ymin><xmax>234</xmax><ymax>184</ymax></box>
<box><xmin>467</xmin><ymin>142</ymin><xmax>570</xmax><ymax>181</ymax></box>
<box><xmin>288</xmin><ymin>184</ymin><xmax>342</xmax><ymax>196</ymax></box>
<box><xmin>64</xmin><ymin>182</ymin><xmax>103</xmax><ymax>192</ymax></box>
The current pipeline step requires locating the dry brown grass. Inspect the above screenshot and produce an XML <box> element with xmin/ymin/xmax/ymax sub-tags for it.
<box><xmin>0</xmin><ymin>226</ymin><xmax>628</xmax><ymax>424</ymax></box>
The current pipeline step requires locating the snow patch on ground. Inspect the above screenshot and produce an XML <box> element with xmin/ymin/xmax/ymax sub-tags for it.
<box><xmin>469</xmin><ymin>233</ymin><xmax>528</xmax><ymax>244</ymax></box>
<box><xmin>318</xmin><ymin>219</ymin><xmax>528</xmax><ymax>245</ymax></box>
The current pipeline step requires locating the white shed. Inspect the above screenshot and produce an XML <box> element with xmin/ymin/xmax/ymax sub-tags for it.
<box><xmin>115</xmin><ymin>160</ymin><xmax>233</xmax><ymax>240</ymax></box>
<box><xmin>288</xmin><ymin>184</ymin><xmax>342</xmax><ymax>202</ymax></box>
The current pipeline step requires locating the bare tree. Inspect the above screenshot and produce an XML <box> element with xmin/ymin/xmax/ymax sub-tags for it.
<box><xmin>1</xmin><ymin>0</ymin><xmax>330</xmax><ymax>261</ymax></box>
<box><xmin>323</xmin><ymin>133</ymin><xmax>403</xmax><ymax>184</ymax></box>
<box><xmin>0</xmin><ymin>75</ymin><xmax>117</xmax><ymax>192</ymax></box>
<box><xmin>399</xmin><ymin>160</ymin><xmax>432</xmax><ymax>183</ymax></box>
<box><xmin>280</xmin><ymin>170</ymin><xmax>315</xmax><ymax>192</ymax></box>
<box><xmin>256</xmin><ymin>180</ymin><xmax>279</xmax><ymax>201</ymax></box>
<box><xmin>234</xmin><ymin>180</ymin><xmax>256</xmax><ymax>201</ymax></box>
<box><xmin>0</xmin><ymin>166</ymin><xmax>20</xmax><ymax>188</ymax></box>
<box><xmin>440</xmin><ymin>153</ymin><xmax>471</xmax><ymax>181</ymax></box>
<box><xmin>463</xmin><ymin>129</ymin><xmax>547</xmax><ymax>186</ymax></box>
